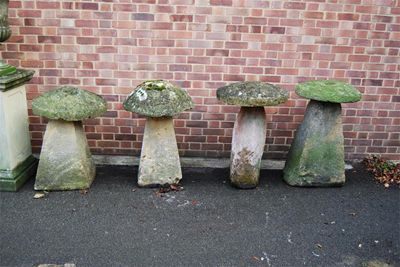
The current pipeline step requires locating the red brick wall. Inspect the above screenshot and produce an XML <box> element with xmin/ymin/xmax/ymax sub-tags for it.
<box><xmin>3</xmin><ymin>0</ymin><xmax>399</xmax><ymax>160</ymax></box>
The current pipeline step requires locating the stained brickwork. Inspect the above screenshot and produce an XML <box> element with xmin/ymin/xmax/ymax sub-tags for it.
<box><xmin>3</xmin><ymin>0</ymin><xmax>399</xmax><ymax>160</ymax></box>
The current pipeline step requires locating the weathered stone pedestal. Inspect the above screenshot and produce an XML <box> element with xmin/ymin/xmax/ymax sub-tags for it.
<box><xmin>230</xmin><ymin>107</ymin><xmax>266</xmax><ymax>188</ymax></box>
<box><xmin>283</xmin><ymin>100</ymin><xmax>345</xmax><ymax>186</ymax></box>
<box><xmin>138</xmin><ymin>117</ymin><xmax>182</xmax><ymax>187</ymax></box>
<box><xmin>34</xmin><ymin>120</ymin><xmax>95</xmax><ymax>190</ymax></box>
<box><xmin>32</xmin><ymin>86</ymin><xmax>107</xmax><ymax>191</ymax></box>
<box><xmin>217</xmin><ymin>81</ymin><xmax>288</xmax><ymax>189</ymax></box>
<box><xmin>123</xmin><ymin>80</ymin><xmax>193</xmax><ymax>187</ymax></box>
<box><xmin>283</xmin><ymin>79</ymin><xmax>362</xmax><ymax>187</ymax></box>
<box><xmin>0</xmin><ymin>69</ymin><xmax>36</xmax><ymax>191</ymax></box>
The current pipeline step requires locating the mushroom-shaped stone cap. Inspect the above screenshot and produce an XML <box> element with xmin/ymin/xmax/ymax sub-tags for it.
<box><xmin>217</xmin><ymin>81</ymin><xmax>288</xmax><ymax>106</ymax></box>
<box><xmin>296</xmin><ymin>80</ymin><xmax>362</xmax><ymax>103</ymax></box>
<box><xmin>123</xmin><ymin>80</ymin><xmax>194</xmax><ymax>117</ymax></box>
<box><xmin>32</xmin><ymin>86</ymin><xmax>107</xmax><ymax>121</ymax></box>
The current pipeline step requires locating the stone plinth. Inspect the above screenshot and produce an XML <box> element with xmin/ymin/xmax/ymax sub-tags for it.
<box><xmin>230</xmin><ymin>107</ymin><xmax>267</xmax><ymax>188</ymax></box>
<box><xmin>0</xmin><ymin>69</ymin><xmax>35</xmax><ymax>191</ymax></box>
<box><xmin>34</xmin><ymin>120</ymin><xmax>95</xmax><ymax>191</ymax></box>
<box><xmin>138</xmin><ymin>117</ymin><xmax>182</xmax><ymax>187</ymax></box>
<box><xmin>217</xmin><ymin>81</ymin><xmax>289</xmax><ymax>189</ymax></box>
<box><xmin>283</xmin><ymin>80</ymin><xmax>362</xmax><ymax>187</ymax></box>
<box><xmin>283</xmin><ymin>100</ymin><xmax>345</xmax><ymax>186</ymax></box>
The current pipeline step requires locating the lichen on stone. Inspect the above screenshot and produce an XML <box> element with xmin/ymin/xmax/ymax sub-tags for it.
<box><xmin>296</xmin><ymin>79</ymin><xmax>362</xmax><ymax>103</ymax></box>
<box><xmin>217</xmin><ymin>81</ymin><xmax>289</xmax><ymax>107</ymax></box>
<box><xmin>140</xmin><ymin>80</ymin><xmax>173</xmax><ymax>91</ymax></box>
<box><xmin>32</xmin><ymin>86</ymin><xmax>107</xmax><ymax>121</ymax></box>
<box><xmin>123</xmin><ymin>80</ymin><xmax>194</xmax><ymax>117</ymax></box>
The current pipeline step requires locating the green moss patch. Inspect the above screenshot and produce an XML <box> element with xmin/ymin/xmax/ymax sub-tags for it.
<box><xmin>296</xmin><ymin>80</ymin><xmax>361</xmax><ymax>103</ymax></box>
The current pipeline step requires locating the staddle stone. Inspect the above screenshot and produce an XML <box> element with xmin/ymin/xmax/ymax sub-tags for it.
<box><xmin>230</xmin><ymin>107</ymin><xmax>266</xmax><ymax>188</ymax></box>
<box><xmin>123</xmin><ymin>80</ymin><xmax>193</xmax><ymax>187</ymax></box>
<box><xmin>283</xmin><ymin>100</ymin><xmax>345</xmax><ymax>186</ymax></box>
<box><xmin>34</xmin><ymin>120</ymin><xmax>95</xmax><ymax>190</ymax></box>
<box><xmin>138</xmin><ymin>117</ymin><xmax>182</xmax><ymax>187</ymax></box>
<box><xmin>217</xmin><ymin>81</ymin><xmax>288</xmax><ymax>189</ymax></box>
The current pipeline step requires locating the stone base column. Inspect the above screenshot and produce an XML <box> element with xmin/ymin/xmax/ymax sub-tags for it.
<box><xmin>34</xmin><ymin>120</ymin><xmax>95</xmax><ymax>190</ymax></box>
<box><xmin>0</xmin><ymin>69</ymin><xmax>36</xmax><ymax>191</ymax></box>
<box><xmin>230</xmin><ymin>107</ymin><xmax>266</xmax><ymax>189</ymax></box>
<box><xmin>138</xmin><ymin>117</ymin><xmax>182</xmax><ymax>187</ymax></box>
<box><xmin>283</xmin><ymin>100</ymin><xmax>345</xmax><ymax>186</ymax></box>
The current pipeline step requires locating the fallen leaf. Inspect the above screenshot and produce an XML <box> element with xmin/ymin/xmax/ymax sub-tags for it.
<box><xmin>252</xmin><ymin>256</ymin><xmax>260</xmax><ymax>261</ymax></box>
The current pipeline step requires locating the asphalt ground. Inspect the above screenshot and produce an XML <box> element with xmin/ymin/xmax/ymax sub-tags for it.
<box><xmin>0</xmin><ymin>163</ymin><xmax>399</xmax><ymax>267</ymax></box>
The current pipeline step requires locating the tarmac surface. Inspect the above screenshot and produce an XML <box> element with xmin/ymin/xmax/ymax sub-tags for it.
<box><xmin>0</xmin><ymin>163</ymin><xmax>399</xmax><ymax>267</ymax></box>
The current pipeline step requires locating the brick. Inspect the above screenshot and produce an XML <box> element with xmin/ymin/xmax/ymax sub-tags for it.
<box><xmin>77</xmin><ymin>37</ymin><xmax>99</xmax><ymax>45</ymax></box>
<box><xmin>338</xmin><ymin>13</ymin><xmax>359</xmax><ymax>21</ymax></box>
<box><xmin>132</xmin><ymin>13</ymin><xmax>154</xmax><ymax>21</ymax></box>
<box><xmin>244</xmin><ymin>17</ymin><xmax>267</xmax><ymax>25</ymax></box>
<box><xmin>317</xmin><ymin>21</ymin><xmax>339</xmax><ymax>28</ymax></box>
<box><xmin>283</xmin><ymin>2</ymin><xmax>306</xmax><ymax>9</ymax></box>
<box><xmin>96</xmin><ymin>79</ymin><xmax>117</xmax><ymax>86</ymax></box>
<box><xmin>224</xmin><ymin>58</ymin><xmax>246</xmax><ymax>65</ymax></box>
<box><xmin>267</xmin><ymin>27</ymin><xmax>285</xmax><ymax>34</ymax></box>
<box><xmin>303</xmin><ymin>12</ymin><xmax>324</xmax><ymax>19</ymax></box>
<box><xmin>362</xmin><ymin>79</ymin><xmax>383</xmax><ymax>86</ymax></box>
<box><xmin>17</xmin><ymin>10</ymin><xmax>41</xmax><ymax>17</ymax></box>
<box><xmin>170</xmin><ymin>15</ymin><xmax>193</xmax><ymax>22</ymax></box>
<box><xmin>206</xmin><ymin>49</ymin><xmax>229</xmax><ymax>57</ymax></box>
<box><xmin>210</xmin><ymin>0</ymin><xmax>232</xmax><ymax>5</ymax></box>
<box><xmin>75</xmin><ymin>2</ymin><xmax>99</xmax><ymax>10</ymax></box>
<box><xmin>225</xmin><ymin>42</ymin><xmax>248</xmax><ymax>49</ymax></box>
<box><xmin>38</xmin><ymin>36</ymin><xmax>61</xmax><ymax>44</ymax></box>
<box><xmin>37</xmin><ymin>1</ymin><xmax>60</xmax><ymax>9</ymax></box>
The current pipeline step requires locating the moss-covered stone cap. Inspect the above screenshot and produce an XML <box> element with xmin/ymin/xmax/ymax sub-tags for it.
<box><xmin>216</xmin><ymin>81</ymin><xmax>289</xmax><ymax>106</ymax></box>
<box><xmin>32</xmin><ymin>86</ymin><xmax>107</xmax><ymax>121</ymax></box>
<box><xmin>123</xmin><ymin>80</ymin><xmax>194</xmax><ymax>117</ymax></box>
<box><xmin>296</xmin><ymin>80</ymin><xmax>362</xmax><ymax>103</ymax></box>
